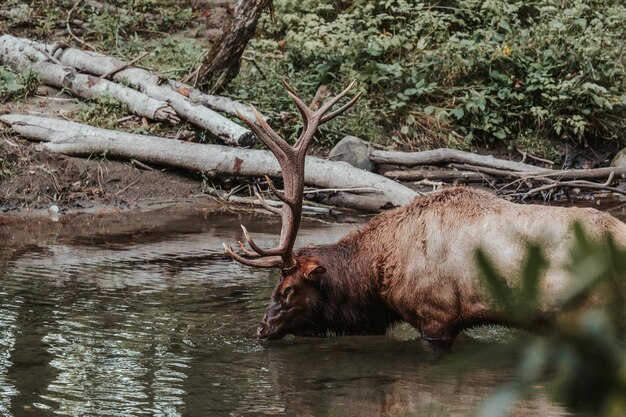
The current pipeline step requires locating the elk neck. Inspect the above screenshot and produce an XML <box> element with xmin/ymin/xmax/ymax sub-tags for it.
<box><xmin>296</xmin><ymin>237</ymin><xmax>402</xmax><ymax>336</ymax></box>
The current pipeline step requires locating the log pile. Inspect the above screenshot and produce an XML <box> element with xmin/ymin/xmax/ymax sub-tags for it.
<box><xmin>0</xmin><ymin>114</ymin><xmax>418</xmax><ymax>212</ymax></box>
<box><xmin>0</xmin><ymin>35</ymin><xmax>261</xmax><ymax>146</ymax></box>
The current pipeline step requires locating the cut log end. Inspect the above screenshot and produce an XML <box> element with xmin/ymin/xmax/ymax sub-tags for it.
<box><xmin>236</xmin><ymin>131</ymin><xmax>256</xmax><ymax>147</ymax></box>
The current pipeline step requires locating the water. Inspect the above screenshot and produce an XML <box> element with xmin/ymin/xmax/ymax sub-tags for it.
<box><xmin>1</xmin><ymin>203</ymin><xmax>624</xmax><ymax>416</ymax></box>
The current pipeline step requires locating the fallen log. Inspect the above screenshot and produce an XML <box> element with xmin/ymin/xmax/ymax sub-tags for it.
<box><xmin>314</xmin><ymin>192</ymin><xmax>395</xmax><ymax>213</ymax></box>
<box><xmin>168</xmin><ymin>79</ymin><xmax>270</xmax><ymax>123</ymax></box>
<box><xmin>1</xmin><ymin>114</ymin><xmax>417</xmax><ymax>210</ymax></box>
<box><xmin>0</xmin><ymin>36</ymin><xmax>179</xmax><ymax>124</ymax></box>
<box><xmin>12</xmin><ymin>36</ymin><xmax>257</xmax><ymax>147</ymax></box>
<box><xmin>449</xmin><ymin>163</ymin><xmax>626</xmax><ymax>181</ymax></box>
<box><xmin>371</xmin><ymin>148</ymin><xmax>546</xmax><ymax>172</ymax></box>
<box><xmin>383</xmin><ymin>168</ymin><xmax>494</xmax><ymax>182</ymax></box>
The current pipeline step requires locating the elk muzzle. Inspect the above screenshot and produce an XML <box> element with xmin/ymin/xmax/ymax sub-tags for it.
<box><xmin>257</xmin><ymin>303</ymin><xmax>288</xmax><ymax>340</ymax></box>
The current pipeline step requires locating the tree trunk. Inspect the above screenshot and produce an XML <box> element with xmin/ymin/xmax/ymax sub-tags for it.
<box><xmin>190</xmin><ymin>0</ymin><xmax>271</xmax><ymax>92</ymax></box>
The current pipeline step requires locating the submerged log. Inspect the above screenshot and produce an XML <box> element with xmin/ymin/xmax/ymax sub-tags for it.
<box><xmin>1</xmin><ymin>114</ymin><xmax>418</xmax><ymax>210</ymax></box>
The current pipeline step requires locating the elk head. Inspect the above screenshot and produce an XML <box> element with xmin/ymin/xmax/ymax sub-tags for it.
<box><xmin>223</xmin><ymin>81</ymin><xmax>361</xmax><ymax>339</ymax></box>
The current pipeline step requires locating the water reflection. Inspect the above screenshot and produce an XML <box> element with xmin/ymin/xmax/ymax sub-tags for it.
<box><xmin>0</xmin><ymin>204</ymin><xmax>620</xmax><ymax>416</ymax></box>
<box><xmin>0</xmin><ymin>295</ymin><xmax>20</xmax><ymax>415</ymax></box>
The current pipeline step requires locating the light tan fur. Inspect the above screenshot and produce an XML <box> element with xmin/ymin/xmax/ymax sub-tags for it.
<box><xmin>346</xmin><ymin>187</ymin><xmax>626</xmax><ymax>342</ymax></box>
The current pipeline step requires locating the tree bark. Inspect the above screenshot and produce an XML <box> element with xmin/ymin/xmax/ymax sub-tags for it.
<box><xmin>1</xmin><ymin>114</ymin><xmax>418</xmax><ymax>210</ymax></box>
<box><xmin>189</xmin><ymin>0</ymin><xmax>272</xmax><ymax>92</ymax></box>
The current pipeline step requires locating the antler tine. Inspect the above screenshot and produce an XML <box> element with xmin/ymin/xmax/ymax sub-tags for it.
<box><xmin>283</xmin><ymin>80</ymin><xmax>315</xmax><ymax>132</ymax></box>
<box><xmin>250</xmin><ymin>107</ymin><xmax>294</xmax><ymax>156</ymax></box>
<box><xmin>241</xmin><ymin>225</ymin><xmax>283</xmax><ymax>256</ymax></box>
<box><xmin>238</xmin><ymin>240</ymin><xmax>260</xmax><ymax>257</ymax></box>
<box><xmin>225</xmin><ymin>81</ymin><xmax>359</xmax><ymax>271</ymax></box>
<box><xmin>223</xmin><ymin>243</ymin><xmax>283</xmax><ymax>268</ymax></box>
<box><xmin>293</xmin><ymin>81</ymin><xmax>360</xmax><ymax>150</ymax></box>
<box><xmin>317</xmin><ymin>80</ymin><xmax>357</xmax><ymax>115</ymax></box>
<box><xmin>264</xmin><ymin>175</ymin><xmax>293</xmax><ymax>206</ymax></box>
<box><xmin>236</xmin><ymin>108</ymin><xmax>290</xmax><ymax>157</ymax></box>
<box><xmin>320</xmin><ymin>90</ymin><xmax>363</xmax><ymax>123</ymax></box>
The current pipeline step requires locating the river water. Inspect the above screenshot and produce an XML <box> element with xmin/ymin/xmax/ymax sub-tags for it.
<box><xmin>0</xmin><ymin>202</ymin><xmax>624</xmax><ymax>416</ymax></box>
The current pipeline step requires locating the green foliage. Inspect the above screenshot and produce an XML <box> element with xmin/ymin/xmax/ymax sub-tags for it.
<box><xmin>476</xmin><ymin>224</ymin><xmax>626</xmax><ymax>417</ymax></box>
<box><xmin>251</xmin><ymin>0</ymin><xmax>626</xmax><ymax>150</ymax></box>
<box><xmin>227</xmin><ymin>60</ymin><xmax>386</xmax><ymax>148</ymax></box>
<box><xmin>81</xmin><ymin>0</ymin><xmax>194</xmax><ymax>49</ymax></box>
<box><xmin>0</xmin><ymin>65</ymin><xmax>40</xmax><ymax>103</ymax></box>
<box><xmin>74</xmin><ymin>96</ymin><xmax>130</xmax><ymax>129</ymax></box>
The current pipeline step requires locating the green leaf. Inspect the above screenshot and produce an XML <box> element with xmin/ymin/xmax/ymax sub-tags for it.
<box><xmin>450</xmin><ymin>107</ymin><xmax>464</xmax><ymax>120</ymax></box>
<box><xmin>475</xmin><ymin>249</ymin><xmax>514</xmax><ymax>312</ymax></box>
<box><xmin>493</xmin><ymin>129</ymin><xmax>507</xmax><ymax>140</ymax></box>
<box><xmin>519</xmin><ymin>244</ymin><xmax>547</xmax><ymax>318</ymax></box>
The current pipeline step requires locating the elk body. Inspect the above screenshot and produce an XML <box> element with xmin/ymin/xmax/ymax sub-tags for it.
<box><xmin>224</xmin><ymin>83</ymin><xmax>626</xmax><ymax>348</ymax></box>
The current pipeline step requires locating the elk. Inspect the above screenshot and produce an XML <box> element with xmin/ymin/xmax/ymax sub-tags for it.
<box><xmin>223</xmin><ymin>82</ymin><xmax>626</xmax><ymax>349</ymax></box>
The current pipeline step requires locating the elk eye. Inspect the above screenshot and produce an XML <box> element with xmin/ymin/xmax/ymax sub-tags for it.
<box><xmin>283</xmin><ymin>286</ymin><xmax>293</xmax><ymax>298</ymax></box>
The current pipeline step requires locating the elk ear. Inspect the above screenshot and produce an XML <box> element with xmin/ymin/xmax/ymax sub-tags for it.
<box><xmin>303</xmin><ymin>263</ymin><xmax>326</xmax><ymax>282</ymax></box>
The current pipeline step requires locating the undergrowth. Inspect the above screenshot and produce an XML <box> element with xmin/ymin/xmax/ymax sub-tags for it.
<box><xmin>227</xmin><ymin>0</ymin><xmax>626</xmax><ymax>156</ymax></box>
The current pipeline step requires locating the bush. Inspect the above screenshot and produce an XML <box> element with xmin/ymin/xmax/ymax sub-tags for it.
<box><xmin>474</xmin><ymin>224</ymin><xmax>626</xmax><ymax>417</ymax></box>
<box><xmin>245</xmin><ymin>0</ymin><xmax>626</xmax><ymax>151</ymax></box>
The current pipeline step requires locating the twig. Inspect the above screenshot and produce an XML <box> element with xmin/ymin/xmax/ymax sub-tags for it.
<box><xmin>34</xmin><ymin>95</ymin><xmax>79</xmax><ymax>102</ymax></box>
<box><xmin>241</xmin><ymin>55</ymin><xmax>267</xmax><ymax>79</ymax></box>
<box><xmin>100</xmin><ymin>51</ymin><xmax>150</xmax><ymax>79</ymax></box>
<box><xmin>522</xmin><ymin>172</ymin><xmax>626</xmax><ymax>199</ymax></box>
<box><xmin>112</xmin><ymin>179</ymin><xmax>140</xmax><ymax>197</ymax></box>
<box><xmin>66</xmin><ymin>0</ymin><xmax>97</xmax><ymax>51</ymax></box>
<box><xmin>4</xmin><ymin>138</ymin><xmax>19</xmax><ymax>147</ymax></box>
<box><xmin>204</xmin><ymin>186</ymin><xmax>335</xmax><ymax>215</ymax></box>
<box><xmin>31</xmin><ymin>45</ymin><xmax>61</xmax><ymax>64</ymax></box>
<box><xmin>130</xmin><ymin>159</ymin><xmax>154</xmax><ymax>171</ymax></box>
<box><xmin>116</xmin><ymin>115</ymin><xmax>136</xmax><ymax>123</ymax></box>
<box><xmin>303</xmin><ymin>187</ymin><xmax>381</xmax><ymax>194</ymax></box>
<box><xmin>515</xmin><ymin>148</ymin><xmax>555</xmax><ymax>166</ymax></box>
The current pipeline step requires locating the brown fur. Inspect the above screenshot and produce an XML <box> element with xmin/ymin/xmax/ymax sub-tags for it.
<box><xmin>258</xmin><ymin>187</ymin><xmax>626</xmax><ymax>347</ymax></box>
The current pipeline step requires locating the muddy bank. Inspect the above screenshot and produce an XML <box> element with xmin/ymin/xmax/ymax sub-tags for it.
<box><xmin>0</xmin><ymin>139</ymin><xmax>211</xmax><ymax>213</ymax></box>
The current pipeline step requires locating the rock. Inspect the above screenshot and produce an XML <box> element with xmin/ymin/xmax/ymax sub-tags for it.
<box><xmin>328</xmin><ymin>135</ymin><xmax>374</xmax><ymax>171</ymax></box>
<box><xmin>611</xmin><ymin>148</ymin><xmax>626</xmax><ymax>167</ymax></box>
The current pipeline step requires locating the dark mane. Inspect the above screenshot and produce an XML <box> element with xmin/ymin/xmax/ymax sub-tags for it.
<box><xmin>296</xmin><ymin>242</ymin><xmax>401</xmax><ymax>336</ymax></box>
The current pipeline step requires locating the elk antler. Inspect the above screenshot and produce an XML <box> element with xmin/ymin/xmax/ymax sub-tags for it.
<box><xmin>223</xmin><ymin>81</ymin><xmax>361</xmax><ymax>270</ymax></box>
